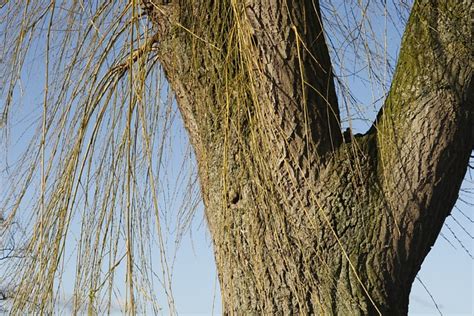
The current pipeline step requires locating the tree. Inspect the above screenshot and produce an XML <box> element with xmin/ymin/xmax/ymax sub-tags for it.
<box><xmin>0</xmin><ymin>0</ymin><xmax>472</xmax><ymax>314</ymax></box>
<box><xmin>142</xmin><ymin>0</ymin><xmax>472</xmax><ymax>314</ymax></box>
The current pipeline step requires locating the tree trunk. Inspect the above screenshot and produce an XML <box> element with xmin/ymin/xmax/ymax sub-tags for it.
<box><xmin>143</xmin><ymin>0</ymin><xmax>473</xmax><ymax>314</ymax></box>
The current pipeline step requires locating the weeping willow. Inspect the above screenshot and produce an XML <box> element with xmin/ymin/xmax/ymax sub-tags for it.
<box><xmin>0</xmin><ymin>0</ymin><xmax>472</xmax><ymax>314</ymax></box>
<box><xmin>0</xmin><ymin>1</ymin><xmax>196</xmax><ymax>313</ymax></box>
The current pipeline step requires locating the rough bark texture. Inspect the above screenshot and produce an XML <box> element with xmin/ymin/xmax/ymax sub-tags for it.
<box><xmin>143</xmin><ymin>0</ymin><xmax>473</xmax><ymax>314</ymax></box>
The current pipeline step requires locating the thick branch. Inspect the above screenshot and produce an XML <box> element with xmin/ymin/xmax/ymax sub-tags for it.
<box><xmin>144</xmin><ymin>0</ymin><xmax>342</xmax><ymax>164</ymax></box>
<box><xmin>373</xmin><ymin>0</ymin><xmax>473</xmax><ymax>285</ymax></box>
<box><xmin>244</xmin><ymin>0</ymin><xmax>342</xmax><ymax>156</ymax></box>
<box><xmin>144</xmin><ymin>0</ymin><xmax>344</xmax><ymax>238</ymax></box>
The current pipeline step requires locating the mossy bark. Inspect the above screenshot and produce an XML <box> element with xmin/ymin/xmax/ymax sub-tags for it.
<box><xmin>144</xmin><ymin>0</ymin><xmax>473</xmax><ymax>314</ymax></box>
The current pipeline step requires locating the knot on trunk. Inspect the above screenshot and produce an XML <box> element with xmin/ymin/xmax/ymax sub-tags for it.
<box><xmin>141</xmin><ymin>0</ymin><xmax>179</xmax><ymax>37</ymax></box>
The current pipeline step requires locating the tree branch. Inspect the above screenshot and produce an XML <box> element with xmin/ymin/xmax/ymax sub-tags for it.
<box><xmin>244</xmin><ymin>0</ymin><xmax>342</xmax><ymax>156</ymax></box>
<box><xmin>373</xmin><ymin>0</ymin><xmax>473</xmax><ymax>282</ymax></box>
<box><xmin>143</xmin><ymin>1</ymin><xmax>342</xmax><ymax>165</ymax></box>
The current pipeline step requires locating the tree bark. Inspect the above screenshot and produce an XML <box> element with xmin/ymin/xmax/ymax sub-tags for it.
<box><xmin>143</xmin><ymin>0</ymin><xmax>473</xmax><ymax>314</ymax></box>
